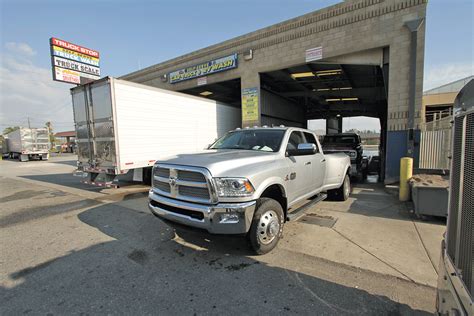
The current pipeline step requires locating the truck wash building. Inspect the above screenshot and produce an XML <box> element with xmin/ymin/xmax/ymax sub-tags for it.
<box><xmin>121</xmin><ymin>0</ymin><xmax>428</xmax><ymax>183</ymax></box>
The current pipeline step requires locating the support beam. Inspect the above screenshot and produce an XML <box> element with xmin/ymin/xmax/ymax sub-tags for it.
<box><xmin>326</xmin><ymin>117</ymin><xmax>343</xmax><ymax>134</ymax></box>
<box><xmin>404</xmin><ymin>18</ymin><xmax>424</xmax><ymax>157</ymax></box>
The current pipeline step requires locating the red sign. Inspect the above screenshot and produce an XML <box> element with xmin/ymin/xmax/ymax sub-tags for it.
<box><xmin>50</xmin><ymin>37</ymin><xmax>99</xmax><ymax>58</ymax></box>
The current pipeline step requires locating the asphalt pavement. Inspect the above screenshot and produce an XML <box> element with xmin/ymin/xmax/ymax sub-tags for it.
<box><xmin>0</xmin><ymin>155</ymin><xmax>441</xmax><ymax>315</ymax></box>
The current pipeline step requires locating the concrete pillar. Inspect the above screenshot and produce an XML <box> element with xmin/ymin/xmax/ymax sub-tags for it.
<box><xmin>240</xmin><ymin>72</ymin><xmax>261</xmax><ymax>127</ymax></box>
<box><xmin>326</xmin><ymin>117</ymin><xmax>342</xmax><ymax>134</ymax></box>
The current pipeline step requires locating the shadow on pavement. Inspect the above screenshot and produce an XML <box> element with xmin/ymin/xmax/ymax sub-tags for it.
<box><xmin>20</xmin><ymin>173</ymin><xmax>105</xmax><ymax>192</ymax></box>
<box><xmin>1</xmin><ymin>201</ymin><xmax>433</xmax><ymax>315</ymax></box>
<box><xmin>20</xmin><ymin>173</ymin><xmax>143</xmax><ymax>193</ymax></box>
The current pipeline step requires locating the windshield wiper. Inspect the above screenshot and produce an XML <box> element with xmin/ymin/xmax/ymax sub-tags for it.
<box><xmin>213</xmin><ymin>147</ymin><xmax>248</xmax><ymax>150</ymax></box>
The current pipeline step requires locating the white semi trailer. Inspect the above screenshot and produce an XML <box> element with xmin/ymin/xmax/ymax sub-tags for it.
<box><xmin>71</xmin><ymin>77</ymin><xmax>241</xmax><ymax>187</ymax></box>
<box><xmin>6</xmin><ymin>128</ymin><xmax>50</xmax><ymax>162</ymax></box>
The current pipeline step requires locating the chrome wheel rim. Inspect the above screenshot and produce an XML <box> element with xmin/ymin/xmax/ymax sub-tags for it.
<box><xmin>257</xmin><ymin>210</ymin><xmax>280</xmax><ymax>245</ymax></box>
<box><xmin>344</xmin><ymin>176</ymin><xmax>350</xmax><ymax>198</ymax></box>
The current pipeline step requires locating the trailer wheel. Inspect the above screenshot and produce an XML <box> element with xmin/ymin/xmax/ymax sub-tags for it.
<box><xmin>247</xmin><ymin>198</ymin><xmax>284</xmax><ymax>255</ymax></box>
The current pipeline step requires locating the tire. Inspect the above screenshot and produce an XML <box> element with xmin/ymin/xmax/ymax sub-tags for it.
<box><xmin>329</xmin><ymin>174</ymin><xmax>351</xmax><ymax>201</ymax></box>
<box><xmin>248</xmin><ymin>198</ymin><xmax>284</xmax><ymax>255</ymax></box>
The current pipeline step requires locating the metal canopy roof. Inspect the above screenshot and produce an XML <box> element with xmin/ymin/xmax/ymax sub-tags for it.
<box><xmin>260</xmin><ymin>63</ymin><xmax>387</xmax><ymax>119</ymax></box>
<box><xmin>180</xmin><ymin>78</ymin><xmax>241</xmax><ymax>107</ymax></box>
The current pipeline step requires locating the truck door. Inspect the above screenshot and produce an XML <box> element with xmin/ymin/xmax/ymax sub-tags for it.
<box><xmin>285</xmin><ymin>131</ymin><xmax>313</xmax><ymax>203</ymax></box>
<box><xmin>72</xmin><ymin>86</ymin><xmax>93</xmax><ymax>167</ymax></box>
<box><xmin>303</xmin><ymin>132</ymin><xmax>326</xmax><ymax>191</ymax></box>
<box><xmin>72</xmin><ymin>80</ymin><xmax>116</xmax><ymax>172</ymax></box>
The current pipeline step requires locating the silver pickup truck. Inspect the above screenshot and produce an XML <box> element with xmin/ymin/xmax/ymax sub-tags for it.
<box><xmin>149</xmin><ymin>127</ymin><xmax>351</xmax><ymax>254</ymax></box>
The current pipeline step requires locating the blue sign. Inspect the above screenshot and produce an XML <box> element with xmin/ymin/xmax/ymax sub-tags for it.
<box><xmin>169</xmin><ymin>54</ymin><xmax>238</xmax><ymax>84</ymax></box>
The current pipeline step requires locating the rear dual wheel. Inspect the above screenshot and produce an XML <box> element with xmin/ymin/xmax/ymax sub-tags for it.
<box><xmin>248</xmin><ymin>198</ymin><xmax>284</xmax><ymax>255</ymax></box>
<box><xmin>328</xmin><ymin>174</ymin><xmax>351</xmax><ymax>201</ymax></box>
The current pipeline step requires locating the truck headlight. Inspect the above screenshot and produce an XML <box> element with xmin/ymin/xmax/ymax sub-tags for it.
<box><xmin>346</xmin><ymin>151</ymin><xmax>357</xmax><ymax>159</ymax></box>
<box><xmin>214</xmin><ymin>178</ymin><xmax>255</xmax><ymax>197</ymax></box>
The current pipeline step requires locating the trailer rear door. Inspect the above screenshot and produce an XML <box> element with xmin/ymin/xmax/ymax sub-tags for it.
<box><xmin>72</xmin><ymin>79</ymin><xmax>117</xmax><ymax>172</ymax></box>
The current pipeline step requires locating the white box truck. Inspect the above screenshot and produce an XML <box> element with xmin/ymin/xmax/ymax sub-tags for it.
<box><xmin>71</xmin><ymin>77</ymin><xmax>241</xmax><ymax>187</ymax></box>
<box><xmin>6</xmin><ymin>128</ymin><xmax>50</xmax><ymax>162</ymax></box>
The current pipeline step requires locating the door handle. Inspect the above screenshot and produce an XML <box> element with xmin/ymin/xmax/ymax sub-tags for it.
<box><xmin>305</xmin><ymin>161</ymin><xmax>311</xmax><ymax>165</ymax></box>
<box><xmin>321</xmin><ymin>159</ymin><xmax>326</xmax><ymax>162</ymax></box>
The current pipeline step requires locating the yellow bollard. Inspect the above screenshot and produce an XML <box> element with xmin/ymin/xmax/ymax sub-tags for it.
<box><xmin>399</xmin><ymin>157</ymin><xmax>413</xmax><ymax>201</ymax></box>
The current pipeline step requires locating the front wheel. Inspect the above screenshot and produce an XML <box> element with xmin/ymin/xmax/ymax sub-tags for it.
<box><xmin>248</xmin><ymin>198</ymin><xmax>284</xmax><ymax>255</ymax></box>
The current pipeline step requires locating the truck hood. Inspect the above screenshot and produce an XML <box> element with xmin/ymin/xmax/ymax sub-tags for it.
<box><xmin>157</xmin><ymin>149</ymin><xmax>279</xmax><ymax>177</ymax></box>
<box><xmin>322</xmin><ymin>144</ymin><xmax>358</xmax><ymax>151</ymax></box>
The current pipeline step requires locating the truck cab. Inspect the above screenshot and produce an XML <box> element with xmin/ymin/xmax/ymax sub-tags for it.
<box><xmin>148</xmin><ymin>127</ymin><xmax>351</xmax><ymax>254</ymax></box>
<box><xmin>321</xmin><ymin>133</ymin><xmax>368</xmax><ymax>180</ymax></box>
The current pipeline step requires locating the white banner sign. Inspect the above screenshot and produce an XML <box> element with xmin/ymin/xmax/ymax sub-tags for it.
<box><xmin>54</xmin><ymin>67</ymin><xmax>100</xmax><ymax>84</ymax></box>
<box><xmin>197</xmin><ymin>76</ymin><xmax>207</xmax><ymax>86</ymax></box>
<box><xmin>305</xmin><ymin>46</ymin><xmax>323</xmax><ymax>62</ymax></box>
<box><xmin>53</xmin><ymin>56</ymin><xmax>100</xmax><ymax>76</ymax></box>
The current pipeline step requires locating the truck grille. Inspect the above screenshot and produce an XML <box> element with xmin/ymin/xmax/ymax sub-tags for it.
<box><xmin>324</xmin><ymin>149</ymin><xmax>357</xmax><ymax>159</ymax></box>
<box><xmin>155</xmin><ymin>167</ymin><xmax>170</xmax><ymax>178</ymax></box>
<box><xmin>152</xmin><ymin>165</ymin><xmax>213</xmax><ymax>203</ymax></box>
<box><xmin>446</xmin><ymin>111</ymin><xmax>473</xmax><ymax>295</ymax></box>
<box><xmin>178</xmin><ymin>186</ymin><xmax>210</xmax><ymax>199</ymax></box>
<box><xmin>447</xmin><ymin>117</ymin><xmax>463</xmax><ymax>261</ymax></box>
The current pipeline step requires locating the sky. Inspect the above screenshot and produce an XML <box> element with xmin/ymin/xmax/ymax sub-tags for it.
<box><xmin>0</xmin><ymin>0</ymin><xmax>472</xmax><ymax>133</ymax></box>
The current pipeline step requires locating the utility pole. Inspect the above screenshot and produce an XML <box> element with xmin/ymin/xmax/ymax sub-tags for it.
<box><xmin>28</xmin><ymin>117</ymin><xmax>31</xmax><ymax>129</ymax></box>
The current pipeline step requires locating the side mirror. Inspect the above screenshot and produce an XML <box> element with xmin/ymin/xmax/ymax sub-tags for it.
<box><xmin>287</xmin><ymin>143</ymin><xmax>317</xmax><ymax>156</ymax></box>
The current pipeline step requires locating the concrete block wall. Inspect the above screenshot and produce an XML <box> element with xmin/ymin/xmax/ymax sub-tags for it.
<box><xmin>121</xmin><ymin>0</ymin><xmax>427</xmax><ymax>133</ymax></box>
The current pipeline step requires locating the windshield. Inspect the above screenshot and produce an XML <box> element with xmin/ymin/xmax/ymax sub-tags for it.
<box><xmin>322</xmin><ymin>135</ymin><xmax>358</xmax><ymax>144</ymax></box>
<box><xmin>210</xmin><ymin>129</ymin><xmax>285</xmax><ymax>152</ymax></box>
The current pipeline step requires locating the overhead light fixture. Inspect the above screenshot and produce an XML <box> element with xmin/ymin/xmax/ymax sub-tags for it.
<box><xmin>316</xmin><ymin>69</ymin><xmax>342</xmax><ymax>77</ymax></box>
<box><xmin>316</xmin><ymin>69</ymin><xmax>342</xmax><ymax>74</ymax></box>
<box><xmin>290</xmin><ymin>72</ymin><xmax>315</xmax><ymax>79</ymax></box>
<box><xmin>199</xmin><ymin>91</ymin><xmax>213</xmax><ymax>96</ymax></box>
<box><xmin>317</xmin><ymin>72</ymin><xmax>341</xmax><ymax>77</ymax></box>
<box><xmin>326</xmin><ymin>97</ymin><xmax>358</xmax><ymax>102</ymax></box>
<box><xmin>336</xmin><ymin>114</ymin><xmax>341</xmax><ymax>117</ymax></box>
<box><xmin>315</xmin><ymin>87</ymin><xmax>352</xmax><ymax>92</ymax></box>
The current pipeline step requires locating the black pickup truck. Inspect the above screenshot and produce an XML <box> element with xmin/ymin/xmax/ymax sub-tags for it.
<box><xmin>321</xmin><ymin>133</ymin><xmax>368</xmax><ymax>180</ymax></box>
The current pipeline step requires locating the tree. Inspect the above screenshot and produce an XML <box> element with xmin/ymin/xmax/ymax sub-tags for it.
<box><xmin>2</xmin><ymin>126</ymin><xmax>20</xmax><ymax>135</ymax></box>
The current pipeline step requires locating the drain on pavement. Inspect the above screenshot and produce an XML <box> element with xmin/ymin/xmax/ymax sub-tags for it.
<box><xmin>299</xmin><ymin>213</ymin><xmax>337</xmax><ymax>228</ymax></box>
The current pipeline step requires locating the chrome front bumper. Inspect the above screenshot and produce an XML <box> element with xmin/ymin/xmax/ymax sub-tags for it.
<box><xmin>148</xmin><ymin>190</ymin><xmax>256</xmax><ymax>234</ymax></box>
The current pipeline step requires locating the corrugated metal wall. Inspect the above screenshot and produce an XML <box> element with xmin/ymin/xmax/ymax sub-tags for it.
<box><xmin>419</xmin><ymin>116</ymin><xmax>452</xmax><ymax>170</ymax></box>
<box><xmin>260</xmin><ymin>89</ymin><xmax>305</xmax><ymax>127</ymax></box>
<box><xmin>419</xmin><ymin>129</ymin><xmax>451</xmax><ymax>170</ymax></box>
